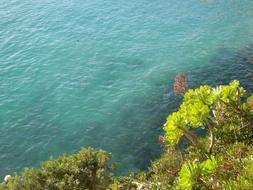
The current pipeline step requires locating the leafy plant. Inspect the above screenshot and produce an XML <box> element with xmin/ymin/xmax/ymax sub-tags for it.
<box><xmin>178</xmin><ymin>156</ymin><xmax>217</xmax><ymax>190</ymax></box>
<box><xmin>0</xmin><ymin>148</ymin><xmax>116</xmax><ymax>190</ymax></box>
<box><xmin>164</xmin><ymin>80</ymin><xmax>253</xmax><ymax>154</ymax></box>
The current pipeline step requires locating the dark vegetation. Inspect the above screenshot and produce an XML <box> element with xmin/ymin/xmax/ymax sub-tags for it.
<box><xmin>1</xmin><ymin>80</ymin><xmax>253</xmax><ymax>190</ymax></box>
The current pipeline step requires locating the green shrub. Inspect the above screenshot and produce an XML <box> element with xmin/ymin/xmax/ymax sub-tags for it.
<box><xmin>0</xmin><ymin>148</ymin><xmax>116</xmax><ymax>190</ymax></box>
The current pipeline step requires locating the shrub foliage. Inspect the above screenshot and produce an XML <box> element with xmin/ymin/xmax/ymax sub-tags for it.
<box><xmin>0</xmin><ymin>148</ymin><xmax>115</xmax><ymax>190</ymax></box>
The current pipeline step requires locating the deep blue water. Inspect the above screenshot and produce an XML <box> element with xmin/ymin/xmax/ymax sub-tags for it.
<box><xmin>1</xmin><ymin>0</ymin><xmax>253</xmax><ymax>177</ymax></box>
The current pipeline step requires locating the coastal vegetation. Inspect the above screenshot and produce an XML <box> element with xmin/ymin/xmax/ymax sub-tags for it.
<box><xmin>1</xmin><ymin>80</ymin><xmax>253</xmax><ymax>190</ymax></box>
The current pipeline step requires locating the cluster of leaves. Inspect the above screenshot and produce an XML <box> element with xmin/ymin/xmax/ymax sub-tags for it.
<box><xmin>164</xmin><ymin>81</ymin><xmax>252</xmax><ymax>149</ymax></box>
<box><xmin>1</xmin><ymin>81</ymin><xmax>253</xmax><ymax>190</ymax></box>
<box><xmin>0</xmin><ymin>148</ymin><xmax>116</xmax><ymax>190</ymax></box>
<box><xmin>178</xmin><ymin>156</ymin><xmax>217</xmax><ymax>190</ymax></box>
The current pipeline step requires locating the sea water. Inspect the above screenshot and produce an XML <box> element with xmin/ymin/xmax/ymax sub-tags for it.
<box><xmin>1</xmin><ymin>0</ymin><xmax>253</xmax><ymax>177</ymax></box>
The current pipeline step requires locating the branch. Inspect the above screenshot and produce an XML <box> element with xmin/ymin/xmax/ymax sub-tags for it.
<box><xmin>217</xmin><ymin>97</ymin><xmax>241</xmax><ymax>113</ymax></box>
<box><xmin>178</xmin><ymin>126</ymin><xmax>201</xmax><ymax>148</ymax></box>
<box><xmin>206</xmin><ymin>119</ymin><xmax>215</xmax><ymax>154</ymax></box>
<box><xmin>208</xmin><ymin>125</ymin><xmax>215</xmax><ymax>154</ymax></box>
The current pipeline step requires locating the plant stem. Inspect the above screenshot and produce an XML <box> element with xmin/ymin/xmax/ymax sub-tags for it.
<box><xmin>206</xmin><ymin>118</ymin><xmax>215</xmax><ymax>154</ymax></box>
<box><xmin>178</xmin><ymin>126</ymin><xmax>201</xmax><ymax>147</ymax></box>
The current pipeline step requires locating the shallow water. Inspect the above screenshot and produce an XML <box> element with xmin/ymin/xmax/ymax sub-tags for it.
<box><xmin>1</xmin><ymin>0</ymin><xmax>253</xmax><ymax>177</ymax></box>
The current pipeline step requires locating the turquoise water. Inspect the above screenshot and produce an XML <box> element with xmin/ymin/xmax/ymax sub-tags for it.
<box><xmin>1</xmin><ymin>0</ymin><xmax>253</xmax><ymax>177</ymax></box>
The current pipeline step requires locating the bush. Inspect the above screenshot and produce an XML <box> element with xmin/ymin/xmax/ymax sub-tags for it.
<box><xmin>0</xmin><ymin>148</ymin><xmax>116</xmax><ymax>190</ymax></box>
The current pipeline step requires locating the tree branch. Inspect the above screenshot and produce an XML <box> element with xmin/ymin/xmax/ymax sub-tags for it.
<box><xmin>178</xmin><ymin>126</ymin><xmax>201</xmax><ymax>147</ymax></box>
<box><xmin>206</xmin><ymin>119</ymin><xmax>215</xmax><ymax>154</ymax></box>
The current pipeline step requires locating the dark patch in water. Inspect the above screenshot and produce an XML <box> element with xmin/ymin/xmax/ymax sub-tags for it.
<box><xmin>187</xmin><ymin>45</ymin><xmax>253</xmax><ymax>91</ymax></box>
